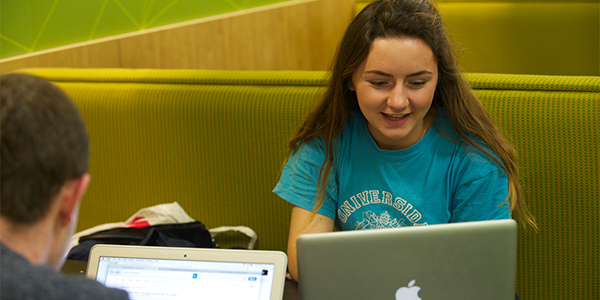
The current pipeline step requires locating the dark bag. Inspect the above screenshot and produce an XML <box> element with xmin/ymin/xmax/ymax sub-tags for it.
<box><xmin>67</xmin><ymin>221</ymin><xmax>217</xmax><ymax>261</ymax></box>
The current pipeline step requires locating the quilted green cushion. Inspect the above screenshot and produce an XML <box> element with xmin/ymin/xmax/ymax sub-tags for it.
<box><xmin>469</xmin><ymin>73</ymin><xmax>599</xmax><ymax>300</ymax></box>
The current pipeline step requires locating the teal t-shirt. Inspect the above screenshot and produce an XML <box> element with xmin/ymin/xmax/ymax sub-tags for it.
<box><xmin>274</xmin><ymin>111</ymin><xmax>511</xmax><ymax>230</ymax></box>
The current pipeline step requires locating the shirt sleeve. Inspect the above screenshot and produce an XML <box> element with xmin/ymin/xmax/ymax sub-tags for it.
<box><xmin>449</xmin><ymin>165</ymin><xmax>512</xmax><ymax>223</ymax></box>
<box><xmin>273</xmin><ymin>137</ymin><xmax>338</xmax><ymax>219</ymax></box>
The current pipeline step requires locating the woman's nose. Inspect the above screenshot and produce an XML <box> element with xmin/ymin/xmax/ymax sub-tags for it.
<box><xmin>387</xmin><ymin>85</ymin><xmax>409</xmax><ymax>110</ymax></box>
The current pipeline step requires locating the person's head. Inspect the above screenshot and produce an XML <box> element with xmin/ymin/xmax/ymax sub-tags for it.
<box><xmin>342</xmin><ymin>1</ymin><xmax>456</xmax><ymax>103</ymax></box>
<box><xmin>292</xmin><ymin>0</ymin><xmax>460</xmax><ymax>147</ymax></box>
<box><xmin>1</xmin><ymin>73</ymin><xmax>90</xmax><ymax>267</ymax></box>
<box><xmin>349</xmin><ymin>36</ymin><xmax>438</xmax><ymax>150</ymax></box>
<box><xmin>340</xmin><ymin>0</ymin><xmax>451</xmax><ymax>150</ymax></box>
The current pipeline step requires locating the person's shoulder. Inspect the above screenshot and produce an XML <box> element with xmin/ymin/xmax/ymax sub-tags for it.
<box><xmin>57</xmin><ymin>275</ymin><xmax>130</xmax><ymax>299</ymax></box>
<box><xmin>433</xmin><ymin>115</ymin><xmax>502</xmax><ymax>170</ymax></box>
<box><xmin>3</xmin><ymin>270</ymin><xmax>130</xmax><ymax>300</ymax></box>
<box><xmin>1</xmin><ymin>245</ymin><xmax>129</xmax><ymax>300</ymax></box>
<box><xmin>293</xmin><ymin>135</ymin><xmax>326</xmax><ymax>156</ymax></box>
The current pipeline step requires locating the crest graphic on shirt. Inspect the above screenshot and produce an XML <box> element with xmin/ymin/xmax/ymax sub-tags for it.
<box><xmin>355</xmin><ymin>211</ymin><xmax>406</xmax><ymax>230</ymax></box>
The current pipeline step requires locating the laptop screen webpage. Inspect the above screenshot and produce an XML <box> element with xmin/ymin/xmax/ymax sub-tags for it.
<box><xmin>94</xmin><ymin>256</ymin><xmax>276</xmax><ymax>300</ymax></box>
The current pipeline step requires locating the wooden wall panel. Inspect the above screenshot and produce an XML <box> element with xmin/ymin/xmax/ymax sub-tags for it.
<box><xmin>306</xmin><ymin>0</ymin><xmax>350</xmax><ymax>70</ymax></box>
<box><xmin>0</xmin><ymin>0</ymin><xmax>355</xmax><ymax>74</ymax></box>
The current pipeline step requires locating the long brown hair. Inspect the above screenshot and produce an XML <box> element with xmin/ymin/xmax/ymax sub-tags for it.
<box><xmin>287</xmin><ymin>0</ymin><xmax>536</xmax><ymax>229</ymax></box>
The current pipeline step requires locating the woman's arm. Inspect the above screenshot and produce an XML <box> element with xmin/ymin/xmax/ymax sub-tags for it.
<box><xmin>286</xmin><ymin>205</ymin><xmax>334</xmax><ymax>282</ymax></box>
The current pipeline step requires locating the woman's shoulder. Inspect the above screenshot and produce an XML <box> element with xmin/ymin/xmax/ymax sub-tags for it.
<box><xmin>433</xmin><ymin>115</ymin><xmax>503</xmax><ymax>171</ymax></box>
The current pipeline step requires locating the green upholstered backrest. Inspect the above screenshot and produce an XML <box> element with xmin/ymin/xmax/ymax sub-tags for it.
<box><xmin>354</xmin><ymin>0</ymin><xmax>600</xmax><ymax>76</ymax></box>
<box><xmin>16</xmin><ymin>68</ymin><xmax>599</xmax><ymax>299</ymax></box>
<box><xmin>467</xmin><ymin>73</ymin><xmax>599</xmax><ymax>300</ymax></box>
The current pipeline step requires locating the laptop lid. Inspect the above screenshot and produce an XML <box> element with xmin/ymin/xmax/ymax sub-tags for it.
<box><xmin>86</xmin><ymin>245</ymin><xmax>287</xmax><ymax>300</ymax></box>
<box><xmin>296</xmin><ymin>219</ymin><xmax>517</xmax><ymax>300</ymax></box>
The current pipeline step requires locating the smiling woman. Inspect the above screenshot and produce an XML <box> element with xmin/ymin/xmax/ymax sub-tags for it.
<box><xmin>349</xmin><ymin>37</ymin><xmax>438</xmax><ymax>150</ymax></box>
<box><xmin>273</xmin><ymin>0</ymin><xmax>537</xmax><ymax>283</ymax></box>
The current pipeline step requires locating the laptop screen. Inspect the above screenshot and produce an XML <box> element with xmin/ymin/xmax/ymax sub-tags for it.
<box><xmin>94</xmin><ymin>255</ymin><xmax>276</xmax><ymax>300</ymax></box>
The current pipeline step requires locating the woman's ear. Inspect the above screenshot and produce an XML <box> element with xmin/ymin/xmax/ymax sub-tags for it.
<box><xmin>348</xmin><ymin>79</ymin><xmax>356</xmax><ymax>91</ymax></box>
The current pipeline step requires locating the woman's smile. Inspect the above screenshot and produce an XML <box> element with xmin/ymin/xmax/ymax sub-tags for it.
<box><xmin>382</xmin><ymin>112</ymin><xmax>411</xmax><ymax>122</ymax></box>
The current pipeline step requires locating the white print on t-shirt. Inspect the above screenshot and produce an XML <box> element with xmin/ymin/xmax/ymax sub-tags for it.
<box><xmin>355</xmin><ymin>211</ymin><xmax>403</xmax><ymax>229</ymax></box>
<box><xmin>337</xmin><ymin>190</ymin><xmax>428</xmax><ymax>229</ymax></box>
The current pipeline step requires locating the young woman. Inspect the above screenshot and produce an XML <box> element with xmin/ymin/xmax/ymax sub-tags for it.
<box><xmin>273</xmin><ymin>0</ymin><xmax>535</xmax><ymax>281</ymax></box>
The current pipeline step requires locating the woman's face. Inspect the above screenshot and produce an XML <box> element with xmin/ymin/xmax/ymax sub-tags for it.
<box><xmin>350</xmin><ymin>37</ymin><xmax>438</xmax><ymax>150</ymax></box>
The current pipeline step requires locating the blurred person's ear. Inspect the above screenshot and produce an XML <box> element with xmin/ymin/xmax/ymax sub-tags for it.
<box><xmin>58</xmin><ymin>174</ymin><xmax>90</xmax><ymax>227</ymax></box>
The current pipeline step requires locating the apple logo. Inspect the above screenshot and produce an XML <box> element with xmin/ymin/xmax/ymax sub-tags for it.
<box><xmin>395</xmin><ymin>279</ymin><xmax>421</xmax><ymax>300</ymax></box>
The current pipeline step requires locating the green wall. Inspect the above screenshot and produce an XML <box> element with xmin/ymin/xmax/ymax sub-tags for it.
<box><xmin>0</xmin><ymin>0</ymin><xmax>289</xmax><ymax>59</ymax></box>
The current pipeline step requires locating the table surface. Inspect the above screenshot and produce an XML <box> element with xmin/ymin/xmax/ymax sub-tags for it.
<box><xmin>62</xmin><ymin>259</ymin><xmax>300</xmax><ymax>300</ymax></box>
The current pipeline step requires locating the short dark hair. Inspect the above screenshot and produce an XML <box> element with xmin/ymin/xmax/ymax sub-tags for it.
<box><xmin>1</xmin><ymin>73</ymin><xmax>89</xmax><ymax>225</ymax></box>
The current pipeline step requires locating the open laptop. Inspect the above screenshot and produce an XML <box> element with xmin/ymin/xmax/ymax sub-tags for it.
<box><xmin>86</xmin><ymin>245</ymin><xmax>287</xmax><ymax>300</ymax></box>
<box><xmin>296</xmin><ymin>219</ymin><xmax>518</xmax><ymax>300</ymax></box>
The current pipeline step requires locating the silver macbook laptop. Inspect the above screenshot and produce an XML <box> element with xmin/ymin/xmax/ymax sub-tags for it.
<box><xmin>296</xmin><ymin>219</ymin><xmax>517</xmax><ymax>300</ymax></box>
<box><xmin>86</xmin><ymin>245</ymin><xmax>287</xmax><ymax>300</ymax></box>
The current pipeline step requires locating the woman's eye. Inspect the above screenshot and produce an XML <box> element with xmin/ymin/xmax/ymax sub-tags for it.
<box><xmin>409</xmin><ymin>81</ymin><xmax>427</xmax><ymax>88</ymax></box>
<box><xmin>369</xmin><ymin>81</ymin><xmax>388</xmax><ymax>87</ymax></box>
